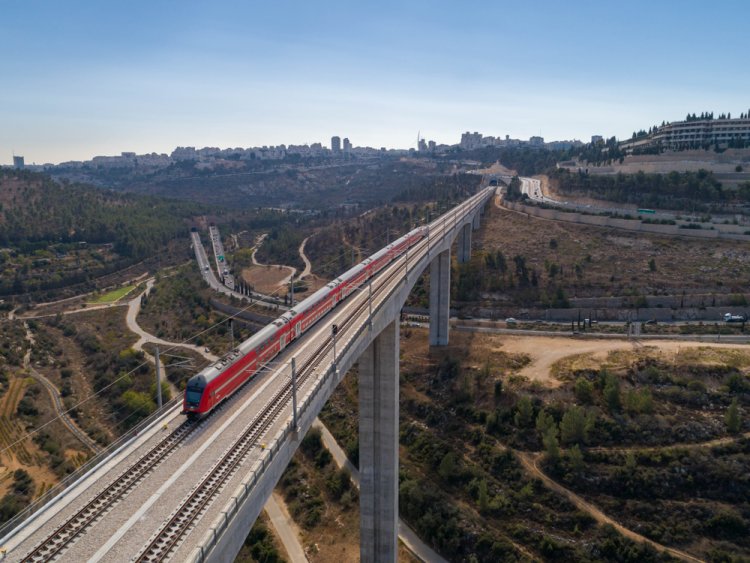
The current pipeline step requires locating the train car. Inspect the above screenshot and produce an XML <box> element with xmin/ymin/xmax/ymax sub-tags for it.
<box><xmin>182</xmin><ymin>221</ymin><xmax>437</xmax><ymax>417</ymax></box>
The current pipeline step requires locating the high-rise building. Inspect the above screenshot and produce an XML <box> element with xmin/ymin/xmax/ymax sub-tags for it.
<box><xmin>529</xmin><ymin>136</ymin><xmax>545</xmax><ymax>147</ymax></box>
<box><xmin>13</xmin><ymin>156</ymin><xmax>24</xmax><ymax>169</ymax></box>
<box><xmin>591</xmin><ymin>135</ymin><xmax>604</xmax><ymax>145</ymax></box>
<box><xmin>418</xmin><ymin>138</ymin><xmax>428</xmax><ymax>153</ymax></box>
<box><xmin>460</xmin><ymin>131</ymin><xmax>483</xmax><ymax>150</ymax></box>
<box><xmin>343</xmin><ymin>137</ymin><xmax>352</xmax><ymax>155</ymax></box>
<box><xmin>331</xmin><ymin>136</ymin><xmax>341</xmax><ymax>153</ymax></box>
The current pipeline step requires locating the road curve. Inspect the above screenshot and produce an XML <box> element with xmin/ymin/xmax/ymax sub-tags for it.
<box><xmin>125</xmin><ymin>279</ymin><xmax>309</xmax><ymax>562</ymax></box>
<box><xmin>298</xmin><ymin>236</ymin><xmax>312</xmax><ymax>280</ymax></box>
<box><xmin>23</xmin><ymin>324</ymin><xmax>101</xmax><ymax>454</ymax></box>
<box><xmin>252</xmin><ymin>233</ymin><xmax>297</xmax><ymax>286</ymax></box>
<box><xmin>126</xmin><ymin>279</ymin><xmax>218</xmax><ymax>362</ymax></box>
<box><xmin>516</xmin><ymin>451</ymin><xmax>704</xmax><ymax>563</ymax></box>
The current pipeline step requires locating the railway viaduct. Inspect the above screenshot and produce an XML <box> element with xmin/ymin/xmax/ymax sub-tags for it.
<box><xmin>1</xmin><ymin>186</ymin><xmax>495</xmax><ymax>563</ymax></box>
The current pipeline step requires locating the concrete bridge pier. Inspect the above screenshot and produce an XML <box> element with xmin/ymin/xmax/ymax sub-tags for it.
<box><xmin>457</xmin><ymin>223</ymin><xmax>471</xmax><ymax>263</ymax></box>
<box><xmin>429</xmin><ymin>249</ymin><xmax>450</xmax><ymax>346</ymax></box>
<box><xmin>472</xmin><ymin>212</ymin><xmax>481</xmax><ymax>231</ymax></box>
<box><xmin>359</xmin><ymin>319</ymin><xmax>399</xmax><ymax>563</ymax></box>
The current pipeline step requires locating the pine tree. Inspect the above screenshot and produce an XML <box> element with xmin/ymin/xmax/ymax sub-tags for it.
<box><xmin>515</xmin><ymin>395</ymin><xmax>534</xmax><ymax>427</ymax></box>
<box><xmin>560</xmin><ymin>406</ymin><xmax>588</xmax><ymax>445</ymax></box>
<box><xmin>477</xmin><ymin>479</ymin><xmax>489</xmax><ymax>512</ymax></box>
<box><xmin>543</xmin><ymin>425</ymin><xmax>560</xmax><ymax>465</ymax></box>
<box><xmin>567</xmin><ymin>444</ymin><xmax>584</xmax><ymax>474</ymax></box>
<box><xmin>726</xmin><ymin>398</ymin><xmax>741</xmax><ymax>434</ymax></box>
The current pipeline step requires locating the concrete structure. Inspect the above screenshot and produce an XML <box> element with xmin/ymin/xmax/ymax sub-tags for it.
<box><xmin>457</xmin><ymin>223</ymin><xmax>471</xmax><ymax>263</ymax></box>
<box><xmin>429</xmin><ymin>249</ymin><xmax>451</xmax><ymax>346</ymax></box>
<box><xmin>529</xmin><ymin>135</ymin><xmax>545</xmax><ymax>147</ymax></box>
<box><xmin>621</xmin><ymin>116</ymin><xmax>750</xmax><ymax>152</ymax></box>
<box><xmin>331</xmin><ymin>136</ymin><xmax>341</xmax><ymax>153</ymax></box>
<box><xmin>1</xmin><ymin>187</ymin><xmax>494</xmax><ymax>563</ymax></box>
<box><xmin>13</xmin><ymin>155</ymin><xmax>24</xmax><ymax>169</ymax></box>
<box><xmin>359</xmin><ymin>320</ymin><xmax>399</xmax><ymax>562</ymax></box>
<box><xmin>343</xmin><ymin>137</ymin><xmax>352</xmax><ymax>156</ymax></box>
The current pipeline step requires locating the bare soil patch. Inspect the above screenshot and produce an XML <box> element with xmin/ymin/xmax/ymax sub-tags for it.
<box><xmin>495</xmin><ymin>334</ymin><xmax>750</xmax><ymax>387</ymax></box>
<box><xmin>241</xmin><ymin>265</ymin><xmax>293</xmax><ymax>296</ymax></box>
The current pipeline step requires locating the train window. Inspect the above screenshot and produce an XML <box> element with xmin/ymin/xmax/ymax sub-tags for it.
<box><xmin>186</xmin><ymin>386</ymin><xmax>203</xmax><ymax>405</ymax></box>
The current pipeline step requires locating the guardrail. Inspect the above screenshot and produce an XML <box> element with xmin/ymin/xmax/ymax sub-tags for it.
<box><xmin>0</xmin><ymin>397</ymin><xmax>182</xmax><ymax>542</ymax></box>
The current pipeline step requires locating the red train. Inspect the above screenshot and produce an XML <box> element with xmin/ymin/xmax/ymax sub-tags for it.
<box><xmin>183</xmin><ymin>186</ymin><xmax>492</xmax><ymax>417</ymax></box>
<box><xmin>183</xmin><ymin>227</ymin><xmax>427</xmax><ymax>417</ymax></box>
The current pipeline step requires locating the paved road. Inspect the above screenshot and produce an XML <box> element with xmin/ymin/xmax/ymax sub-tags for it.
<box><xmin>192</xmin><ymin>231</ymin><xmax>287</xmax><ymax>311</ymax></box>
<box><xmin>264</xmin><ymin>493</ymin><xmax>309</xmax><ymax>562</ymax></box>
<box><xmin>126</xmin><ymin>280</ymin><xmax>217</xmax><ymax>362</ymax></box>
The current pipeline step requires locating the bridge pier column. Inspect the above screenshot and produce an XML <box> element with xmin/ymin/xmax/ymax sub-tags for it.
<box><xmin>457</xmin><ymin>223</ymin><xmax>471</xmax><ymax>263</ymax></box>
<box><xmin>472</xmin><ymin>212</ymin><xmax>481</xmax><ymax>231</ymax></box>
<box><xmin>429</xmin><ymin>249</ymin><xmax>450</xmax><ymax>346</ymax></box>
<box><xmin>359</xmin><ymin>319</ymin><xmax>399</xmax><ymax>563</ymax></box>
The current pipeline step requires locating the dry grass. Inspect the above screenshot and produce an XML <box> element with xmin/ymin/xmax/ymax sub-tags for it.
<box><xmin>241</xmin><ymin>265</ymin><xmax>293</xmax><ymax>295</ymax></box>
<box><xmin>479</xmin><ymin>202</ymin><xmax>750</xmax><ymax>297</ymax></box>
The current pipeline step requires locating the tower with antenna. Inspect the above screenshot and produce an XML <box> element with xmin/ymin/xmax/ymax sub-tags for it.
<box><xmin>417</xmin><ymin>131</ymin><xmax>427</xmax><ymax>153</ymax></box>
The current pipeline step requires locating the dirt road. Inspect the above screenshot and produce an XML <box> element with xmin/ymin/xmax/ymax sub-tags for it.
<box><xmin>23</xmin><ymin>324</ymin><xmax>101</xmax><ymax>454</ymax></box>
<box><xmin>516</xmin><ymin>451</ymin><xmax>704</xmax><ymax>562</ymax></box>
<box><xmin>498</xmin><ymin>334</ymin><xmax>750</xmax><ymax>387</ymax></box>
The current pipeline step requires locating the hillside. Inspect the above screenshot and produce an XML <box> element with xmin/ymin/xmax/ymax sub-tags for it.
<box><xmin>49</xmin><ymin>158</ymin><xmax>472</xmax><ymax>210</ymax></box>
<box><xmin>0</xmin><ymin>169</ymin><xmax>203</xmax><ymax>296</ymax></box>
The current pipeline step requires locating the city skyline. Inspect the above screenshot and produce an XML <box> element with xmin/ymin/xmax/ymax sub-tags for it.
<box><xmin>2</xmin><ymin>0</ymin><xmax>749</xmax><ymax>164</ymax></box>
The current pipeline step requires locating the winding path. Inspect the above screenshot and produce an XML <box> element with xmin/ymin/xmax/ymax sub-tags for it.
<box><xmin>22</xmin><ymin>324</ymin><xmax>102</xmax><ymax>454</ymax></box>
<box><xmin>126</xmin><ymin>279</ymin><xmax>218</xmax><ymax>363</ymax></box>
<box><xmin>125</xmin><ymin>279</ymin><xmax>307</xmax><ymax>562</ymax></box>
<box><xmin>252</xmin><ymin>233</ymin><xmax>297</xmax><ymax>287</ymax></box>
<box><xmin>297</xmin><ymin>236</ymin><xmax>312</xmax><ymax>280</ymax></box>
<box><xmin>516</xmin><ymin>451</ymin><xmax>703</xmax><ymax>563</ymax></box>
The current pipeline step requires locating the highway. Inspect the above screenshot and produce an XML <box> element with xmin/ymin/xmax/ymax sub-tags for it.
<box><xmin>208</xmin><ymin>225</ymin><xmax>237</xmax><ymax>291</ymax></box>
<box><xmin>4</xmin><ymin>187</ymin><xmax>493</xmax><ymax>562</ymax></box>
<box><xmin>190</xmin><ymin>230</ymin><xmax>287</xmax><ymax>311</ymax></box>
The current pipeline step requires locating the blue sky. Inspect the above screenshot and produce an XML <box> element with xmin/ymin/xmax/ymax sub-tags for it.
<box><xmin>2</xmin><ymin>0</ymin><xmax>749</xmax><ymax>164</ymax></box>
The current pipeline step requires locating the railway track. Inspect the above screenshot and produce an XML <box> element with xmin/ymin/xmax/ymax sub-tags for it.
<box><xmin>20</xmin><ymin>418</ymin><xmax>197</xmax><ymax>562</ymax></box>
<box><xmin>16</xmin><ymin>189</ymin><xmax>490</xmax><ymax>562</ymax></box>
<box><xmin>132</xmin><ymin>224</ymin><xmax>431</xmax><ymax>561</ymax></box>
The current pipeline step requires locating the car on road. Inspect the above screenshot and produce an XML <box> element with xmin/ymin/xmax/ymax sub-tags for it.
<box><xmin>505</xmin><ymin>318</ymin><xmax>517</xmax><ymax>325</ymax></box>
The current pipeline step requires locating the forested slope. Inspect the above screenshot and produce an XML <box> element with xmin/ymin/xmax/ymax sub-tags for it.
<box><xmin>0</xmin><ymin>169</ymin><xmax>204</xmax><ymax>296</ymax></box>
<box><xmin>0</xmin><ymin>169</ymin><xmax>202</xmax><ymax>257</ymax></box>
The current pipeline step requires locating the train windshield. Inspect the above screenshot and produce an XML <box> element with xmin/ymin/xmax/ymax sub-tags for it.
<box><xmin>186</xmin><ymin>384</ymin><xmax>204</xmax><ymax>406</ymax></box>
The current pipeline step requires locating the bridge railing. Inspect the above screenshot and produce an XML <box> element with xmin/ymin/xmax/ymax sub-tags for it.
<box><xmin>190</xmin><ymin>187</ymin><xmax>494</xmax><ymax>561</ymax></box>
<box><xmin>0</xmin><ymin>397</ymin><xmax>182</xmax><ymax>542</ymax></box>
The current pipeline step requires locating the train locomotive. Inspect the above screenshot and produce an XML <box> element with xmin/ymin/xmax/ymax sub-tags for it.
<box><xmin>182</xmin><ymin>226</ymin><xmax>428</xmax><ymax>418</ymax></box>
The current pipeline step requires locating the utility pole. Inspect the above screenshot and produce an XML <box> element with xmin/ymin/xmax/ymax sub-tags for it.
<box><xmin>291</xmin><ymin>357</ymin><xmax>298</xmax><ymax>431</ymax></box>
<box><xmin>290</xmin><ymin>276</ymin><xmax>294</xmax><ymax>307</ymax></box>
<box><xmin>155</xmin><ymin>345</ymin><xmax>162</xmax><ymax>409</ymax></box>
<box><xmin>332</xmin><ymin>324</ymin><xmax>338</xmax><ymax>369</ymax></box>
<box><xmin>368</xmin><ymin>281</ymin><xmax>373</xmax><ymax>329</ymax></box>
<box><xmin>230</xmin><ymin>319</ymin><xmax>234</xmax><ymax>350</ymax></box>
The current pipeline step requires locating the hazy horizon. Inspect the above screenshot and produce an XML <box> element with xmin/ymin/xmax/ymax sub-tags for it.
<box><xmin>2</xmin><ymin>0</ymin><xmax>749</xmax><ymax>165</ymax></box>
